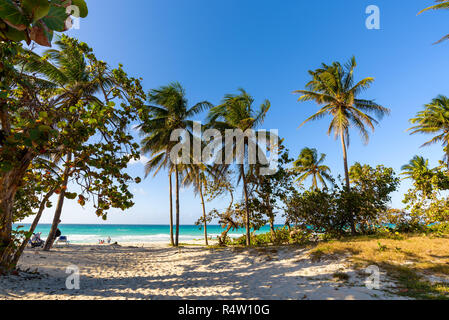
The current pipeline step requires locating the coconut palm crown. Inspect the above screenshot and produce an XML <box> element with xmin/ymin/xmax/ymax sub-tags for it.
<box><xmin>292</xmin><ymin>147</ymin><xmax>333</xmax><ymax>191</ymax></box>
<box><xmin>408</xmin><ymin>95</ymin><xmax>449</xmax><ymax>167</ymax></box>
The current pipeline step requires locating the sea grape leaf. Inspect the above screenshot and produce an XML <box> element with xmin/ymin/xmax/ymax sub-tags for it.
<box><xmin>3</xmin><ymin>26</ymin><xmax>26</xmax><ymax>41</ymax></box>
<box><xmin>41</xmin><ymin>5</ymin><xmax>67</xmax><ymax>32</ymax></box>
<box><xmin>0</xmin><ymin>0</ymin><xmax>27</xmax><ymax>30</ymax></box>
<box><xmin>22</xmin><ymin>0</ymin><xmax>51</xmax><ymax>23</ymax></box>
<box><xmin>29</xmin><ymin>22</ymin><xmax>53</xmax><ymax>46</ymax></box>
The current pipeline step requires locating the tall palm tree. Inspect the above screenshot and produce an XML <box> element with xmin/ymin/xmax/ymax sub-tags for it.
<box><xmin>408</xmin><ymin>95</ymin><xmax>449</xmax><ymax>169</ymax></box>
<box><xmin>419</xmin><ymin>0</ymin><xmax>449</xmax><ymax>44</ymax></box>
<box><xmin>208</xmin><ymin>89</ymin><xmax>271</xmax><ymax>246</ymax></box>
<box><xmin>292</xmin><ymin>148</ymin><xmax>332</xmax><ymax>191</ymax></box>
<box><xmin>138</xmin><ymin>82</ymin><xmax>212</xmax><ymax>246</ymax></box>
<box><xmin>294</xmin><ymin>57</ymin><xmax>390</xmax><ymax>234</ymax></box>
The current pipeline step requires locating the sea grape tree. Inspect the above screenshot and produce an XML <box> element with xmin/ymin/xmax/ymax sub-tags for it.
<box><xmin>0</xmin><ymin>0</ymin><xmax>88</xmax><ymax>46</ymax></box>
<box><xmin>0</xmin><ymin>36</ymin><xmax>147</xmax><ymax>271</ymax></box>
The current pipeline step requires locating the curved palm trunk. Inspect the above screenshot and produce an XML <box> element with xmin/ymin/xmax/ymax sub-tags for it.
<box><xmin>12</xmin><ymin>189</ymin><xmax>55</xmax><ymax>267</ymax></box>
<box><xmin>241</xmin><ymin>165</ymin><xmax>251</xmax><ymax>246</ymax></box>
<box><xmin>44</xmin><ymin>153</ymin><xmax>72</xmax><ymax>251</ymax></box>
<box><xmin>175</xmin><ymin>165</ymin><xmax>180</xmax><ymax>247</ymax></box>
<box><xmin>169</xmin><ymin>173</ymin><xmax>174</xmax><ymax>246</ymax></box>
<box><xmin>340</xmin><ymin>133</ymin><xmax>356</xmax><ymax>235</ymax></box>
<box><xmin>199</xmin><ymin>183</ymin><xmax>208</xmax><ymax>246</ymax></box>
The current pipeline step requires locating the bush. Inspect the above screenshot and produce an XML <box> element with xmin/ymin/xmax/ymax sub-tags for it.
<box><xmin>376</xmin><ymin>209</ymin><xmax>427</xmax><ymax>234</ymax></box>
<box><xmin>285</xmin><ymin>190</ymin><xmax>352</xmax><ymax>237</ymax></box>
<box><xmin>230</xmin><ymin>227</ymin><xmax>312</xmax><ymax>246</ymax></box>
<box><xmin>285</xmin><ymin>164</ymin><xmax>400</xmax><ymax>237</ymax></box>
<box><xmin>428</xmin><ymin>222</ymin><xmax>449</xmax><ymax>237</ymax></box>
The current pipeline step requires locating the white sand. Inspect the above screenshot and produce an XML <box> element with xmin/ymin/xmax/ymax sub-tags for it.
<box><xmin>0</xmin><ymin>242</ymin><xmax>406</xmax><ymax>300</ymax></box>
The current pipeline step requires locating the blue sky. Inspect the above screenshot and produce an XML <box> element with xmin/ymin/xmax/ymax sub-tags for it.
<box><xmin>22</xmin><ymin>0</ymin><xmax>449</xmax><ymax>225</ymax></box>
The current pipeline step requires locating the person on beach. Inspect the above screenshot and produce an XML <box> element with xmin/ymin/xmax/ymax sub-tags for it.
<box><xmin>54</xmin><ymin>220</ymin><xmax>62</xmax><ymax>240</ymax></box>
<box><xmin>30</xmin><ymin>233</ymin><xmax>44</xmax><ymax>248</ymax></box>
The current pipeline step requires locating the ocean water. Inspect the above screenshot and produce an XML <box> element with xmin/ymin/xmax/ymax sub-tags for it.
<box><xmin>14</xmin><ymin>224</ymin><xmax>278</xmax><ymax>244</ymax></box>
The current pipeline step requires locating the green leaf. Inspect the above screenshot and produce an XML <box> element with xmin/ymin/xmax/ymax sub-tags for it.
<box><xmin>65</xmin><ymin>192</ymin><xmax>78</xmax><ymax>200</ymax></box>
<box><xmin>29</xmin><ymin>128</ymin><xmax>40</xmax><ymax>141</ymax></box>
<box><xmin>0</xmin><ymin>161</ymin><xmax>12</xmax><ymax>172</ymax></box>
<box><xmin>41</xmin><ymin>5</ymin><xmax>67</xmax><ymax>31</ymax></box>
<box><xmin>3</xmin><ymin>26</ymin><xmax>26</xmax><ymax>41</ymax></box>
<box><xmin>71</xmin><ymin>0</ymin><xmax>88</xmax><ymax>18</ymax></box>
<box><xmin>38</xmin><ymin>125</ymin><xmax>52</xmax><ymax>132</ymax></box>
<box><xmin>22</xmin><ymin>0</ymin><xmax>50</xmax><ymax>23</ymax></box>
<box><xmin>0</xmin><ymin>0</ymin><xmax>27</xmax><ymax>29</ymax></box>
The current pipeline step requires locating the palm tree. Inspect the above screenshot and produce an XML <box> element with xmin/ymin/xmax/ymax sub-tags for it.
<box><xmin>208</xmin><ymin>89</ymin><xmax>271</xmax><ymax>246</ymax></box>
<box><xmin>292</xmin><ymin>148</ymin><xmax>332</xmax><ymax>191</ymax></box>
<box><xmin>401</xmin><ymin>156</ymin><xmax>436</xmax><ymax>198</ymax></box>
<box><xmin>21</xmin><ymin>37</ymin><xmax>106</xmax><ymax>108</ymax></box>
<box><xmin>408</xmin><ymin>95</ymin><xmax>449</xmax><ymax>169</ymax></box>
<box><xmin>419</xmin><ymin>0</ymin><xmax>449</xmax><ymax>44</ymax></box>
<box><xmin>401</xmin><ymin>156</ymin><xmax>432</xmax><ymax>180</ymax></box>
<box><xmin>294</xmin><ymin>57</ymin><xmax>390</xmax><ymax>234</ymax></box>
<box><xmin>138</xmin><ymin>82</ymin><xmax>212</xmax><ymax>246</ymax></box>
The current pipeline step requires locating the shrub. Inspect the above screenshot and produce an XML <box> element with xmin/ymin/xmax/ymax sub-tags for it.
<box><xmin>285</xmin><ymin>190</ymin><xmax>351</xmax><ymax>237</ymax></box>
<box><xmin>285</xmin><ymin>164</ymin><xmax>400</xmax><ymax>237</ymax></box>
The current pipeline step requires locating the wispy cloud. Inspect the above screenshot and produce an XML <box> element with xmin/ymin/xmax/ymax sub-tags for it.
<box><xmin>128</xmin><ymin>155</ymin><xmax>149</xmax><ymax>165</ymax></box>
<box><xmin>132</xmin><ymin>187</ymin><xmax>147</xmax><ymax>195</ymax></box>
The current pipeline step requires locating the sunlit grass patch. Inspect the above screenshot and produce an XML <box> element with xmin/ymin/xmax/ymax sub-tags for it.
<box><xmin>309</xmin><ymin>234</ymin><xmax>449</xmax><ymax>299</ymax></box>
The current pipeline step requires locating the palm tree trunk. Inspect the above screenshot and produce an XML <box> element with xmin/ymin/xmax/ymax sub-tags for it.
<box><xmin>241</xmin><ymin>165</ymin><xmax>251</xmax><ymax>246</ymax></box>
<box><xmin>12</xmin><ymin>188</ymin><xmax>55</xmax><ymax>266</ymax></box>
<box><xmin>169</xmin><ymin>173</ymin><xmax>174</xmax><ymax>246</ymax></box>
<box><xmin>44</xmin><ymin>153</ymin><xmax>72</xmax><ymax>251</ymax></box>
<box><xmin>199</xmin><ymin>183</ymin><xmax>208</xmax><ymax>246</ymax></box>
<box><xmin>265</xmin><ymin>195</ymin><xmax>275</xmax><ymax>241</ymax></box>
<box><xmin>175</xmin><ymin>165</ymin><xmax>180</xmax><ymax>247</ymax></box>
<box><xmin>340</xmin><ymin>132</ymin><xmax>356</xmax><ymax>235</ymax></box>
<box><xmin>446</xmin><ymin>147</ymin><xmax>449</xmax><ymax>172</ymax></box>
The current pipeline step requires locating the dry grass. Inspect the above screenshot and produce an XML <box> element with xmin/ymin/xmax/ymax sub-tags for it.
<box><xmin>309</xmin><ymin>234</ymin><xmax>449</xmax><ymax>299</ymax></box>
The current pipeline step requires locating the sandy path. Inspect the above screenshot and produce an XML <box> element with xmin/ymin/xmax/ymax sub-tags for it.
<box><xmin>0</xmin><ymin>243</ymin><xmax>405</xmax><ymax>300</ymax></box>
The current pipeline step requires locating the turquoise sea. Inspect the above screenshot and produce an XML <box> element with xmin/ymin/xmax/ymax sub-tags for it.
<box><xmin>14</xmin><ymin>224</ymin><xmax>278</xmax><ymax>244</ymax></box>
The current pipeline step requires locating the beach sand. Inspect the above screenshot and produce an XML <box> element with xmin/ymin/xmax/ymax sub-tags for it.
<box><xmin>0</xmin><ymin>242</ymin><xmax>405</xmax><ymax>300</ymax></box>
